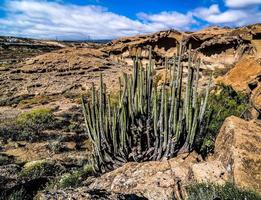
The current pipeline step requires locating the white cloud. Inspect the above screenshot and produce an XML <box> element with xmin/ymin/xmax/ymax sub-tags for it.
<box><xmin>225</xmin><ymin>0</ymin><xmax>261</xmax><ymax>8</ymax></box>
<box><xmin>0</xmin><ymin>0</ymin><xmax>195</xmax><ymax>39</ymax></box>
<box><xmin>194</xmin><ymin>4</ymin><xmax>220</xmax><ymax>18</ymax></box>
<box><xmin>0</xmin><ymin>0</ymin><xmax>260</xmax><ymax>39</ymax></box>
<box><xmin>194</xmin><ymin>4</ymin><xmax>261</xmax><ymax>25</ymax></box>
<box><xmin>138</xmin><ymin>11</ymin><xmax>195</xmax><ymax>30</ymax></box>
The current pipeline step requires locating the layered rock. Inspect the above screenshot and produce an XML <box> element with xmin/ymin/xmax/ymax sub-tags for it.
<box><xmin>105</xmin><ymin>24</ymin><xmax>260</xmax><ymax>70</ymax></box>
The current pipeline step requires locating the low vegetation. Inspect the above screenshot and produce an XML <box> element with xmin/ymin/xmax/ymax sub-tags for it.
<box><xmin>2</xmin><ymin>188</ymin><xmax>29</xmax><ymax>200</ymax></box>
<box><xmin>187</xmin><ymin>182</ymin><xmax>261</xmax><ymax>200</ymax></box>
<box><xmin>0</xmin><ymin>108</ymin><xmax>58</xmax><ymax>141</ymax></box>
<box><xmin>16</xmin><ymin>108</ymin><xmax>55</xmax><ymax>132</ymax></box>
<box><xmin>48</xmin><ymin>164</ymin><xmax>94</xmax><ymax>189</ymax></box>
<box><xmin>199</xmin><ymin>85</ymin><xmax>249</xmax><ymax>155</ymax></box>
<box><xmin>0</xmin><ymin>94</ymin><xmax>33</xmax><ymax>107</ymax></box>
<box><xmin>58</xmin><ymin>171</ymin><xmax>83</xmax><ymax>188</ymax></box>
<box><xmin>17</xmin><ymin>95</ymin><xmax>52</xmax><ymax>109</ymax></box>
<box><xmin>20</xmin><ymin>159</ymin><xmax>64</xmax><ymax>178</ymax></box>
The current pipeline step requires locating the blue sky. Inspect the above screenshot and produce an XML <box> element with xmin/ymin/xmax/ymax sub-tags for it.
<box><xmin>0</xmin><ymin>0</ymin><xmax>260</xmax><ymax>40</ymax></box>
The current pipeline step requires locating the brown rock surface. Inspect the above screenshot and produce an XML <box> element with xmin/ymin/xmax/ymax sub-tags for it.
<box><xmin>105</xmin><ymin>24</ymin><xmax>260</xmax><ymax>70</ymax></box>
<box><xmin>1</xmin><ymin>24</ymin><xmax>260</xmax><ymax>112</ymax></box>
<box><xmin>191</xmin><ymin>160</ymin><xmax>228</xmax><ymax>185</ymax></box>
<box><xmin>216</xmin><ymin>56</ymin><xmax>261</xmax><ymax>92</ymax></box>
<box><xmin>89</xmin><ymin>152</ymin><xmax>228</xmax><ymax>200</ymax></box>
<box><xmin>216</xmin><ymin>56</ymin><xmax>261</xmax><ymax>115</ymax></box>
<box><xmin>214</xmin><ymin>116</ymin><xmax>261</xmax><ymax>192</ymax></box>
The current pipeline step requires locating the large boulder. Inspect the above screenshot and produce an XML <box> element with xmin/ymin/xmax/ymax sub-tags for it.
<box><xmin>214</xmin><ymin>116</ymin><xmax>261</xmax><ymax>193</ymax></box>
<box><xmin>89</xmin><ymin>152</ymin><xmax>228</xmax><ymax>200</ymax></box>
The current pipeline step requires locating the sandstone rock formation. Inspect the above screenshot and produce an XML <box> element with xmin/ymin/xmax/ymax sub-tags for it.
<box><xmin>1</xmin><ymin>24</ymin><xmax>260</xmax><ymax>111</ymax></box>
<box><xmin>216</xmin><ymin>56</ymin><xmax>261</xmax><ymax>92</ymax></box>
<box><xmin>89</xmin><ymin>153</ymin><xmax>191</xmax><ymax>200</ymax></box>
<box><xmin>105</xmin><ymin>24</ymin><xmax>261</xmax><ymax>70</ymax></box>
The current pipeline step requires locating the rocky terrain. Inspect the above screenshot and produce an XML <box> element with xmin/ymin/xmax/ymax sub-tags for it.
<box><xmin>0</xmin><ymin>24</ymin><xmax>261</xmax><ymax>200</ymax></box>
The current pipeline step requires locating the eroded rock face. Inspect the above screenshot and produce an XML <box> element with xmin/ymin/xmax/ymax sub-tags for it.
<box><xmin>214</xmin><ymin>116</ymin><xmax>261</xmax><ymax>193</ymax></box>
<box><xmin>105</xmin><ymin>24</ymin><xmax>260</xmax><ymax>70</ymax></box>
<box><xmin>191</xmin><ymin>160</ymin><xmax>228</xmax><ymax>185</ymax></box>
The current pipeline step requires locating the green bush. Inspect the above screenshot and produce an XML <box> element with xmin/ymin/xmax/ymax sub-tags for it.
<box><xmin>18</xmin><ymin>108</ymin><xmax>56</xmax><ymax>141</ymax></box>
<box><xmin>20</xmin><ymin>160</ymin><xmax>64</xmax><ymax>179</ymax></box>
<box><xmin>187</xmin><ymin>182</ymin><xmax>261</xmax><ymax>200</ymax></box>
<box><xmin>199</xmin><ymin>85</ymin><xmax>249</xmax><ymax>156</ymax></box>
<box><xmin>0</xmin><ymin>108</ymin><xmax>57</xmax><ymax>141</ymax></box>
<box><xmin>16</xmin><ymin>108</ymin><xmax>54</xmax><ymax>130</ymax></box>
<box><xmin>83</xmin><ymin>163</ymin><xmax>94</xmax><ymax>175</ymax></box>
<box><xmin>56</xmin><ymin>165</ymin><xmax>94</xmax><ymax>188</ymax></box>
<box><xmin>58</xmin><ymin>171</ymin><xmax>83</xmax><ymax>188</ymax></box>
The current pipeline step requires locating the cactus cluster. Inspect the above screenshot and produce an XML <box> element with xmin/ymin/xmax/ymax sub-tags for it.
<box><xmin>82</xmin><ymin>44</ymin><xmax>211</xmax><ymax>173</ymax></box>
